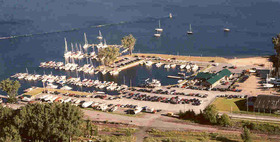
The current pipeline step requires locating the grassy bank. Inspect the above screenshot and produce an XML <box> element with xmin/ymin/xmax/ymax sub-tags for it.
<box><xmin>144</xmin><ymin>128</ymin><xmax>279</xmax><ymax>142</ymax></box>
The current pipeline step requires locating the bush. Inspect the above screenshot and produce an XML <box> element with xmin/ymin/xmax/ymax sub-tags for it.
<box><xmin>203</xmin><ymin>105</ymin><xmax>218</xmax><ymax>124</ymax></box>
<box><xmin>218</xmin><ymin>114</ymin><xmax>231</xmax><ymax>127</ymax></box>
<box><xmin>241</xmin><ymin>127</ymin><xmax>252</xmax><ymax>142</ymax></box>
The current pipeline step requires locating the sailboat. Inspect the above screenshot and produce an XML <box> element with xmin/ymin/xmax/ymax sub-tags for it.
<box><xmin>224</xmin><ymin>21</ymin><xmax>230</xmax><ymax>32</ymax></box>
<box><xmin>154</xmin><ymin>31</ymin><xmax>161</xmax><ymax>37</ymax></box>
<box><xmin>155</xmin><ymin>20</ymin><xmax>163</xmax><ymax>32</ymax></box>
<box><xmin>187</xmin><ymin>24</ymin><xmax>193</xmax><ymax>34</ymax></box>
<box><xmin>263</xmin><ymin>74</ymin><xmax>274</xmax><ymax>88</ymax></box>
<box><xmin>169</xmin><ymin>13</ymin><xmax>172</xmax><ymax>19</ymax></box>
<box><xmin>83</xmin><ymin>33</ymin><xmax>89</xmax><ymax>50</ymax></box>
<box><xmin>97</xmin><ymin>30</ymin><xmax>103</xmax><ymax>40</ymax></box>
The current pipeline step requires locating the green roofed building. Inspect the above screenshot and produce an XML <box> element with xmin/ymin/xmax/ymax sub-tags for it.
<box><xmin>202</xmin><ymin>69</ymin><xmax>232</xmax><ymax>88</ymax></box>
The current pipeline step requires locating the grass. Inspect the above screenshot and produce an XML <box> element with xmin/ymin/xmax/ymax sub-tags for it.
<box><xmin>211</xmin><ymin>98</ymin><xmax>246</xmax><ymax>112</ymax></box>
<box><xmin>212</xmin><ymin>98</ymin><xmax>280</xmax><ymax>118</ymax></box>
<box><xmin>144</xmin><ymin>129</ymin><xmax>280</xmax><ymax>142</ymax></box>
<box><xmin>24</xmin><ymin>87</ymin><xmax>93</xmax><ymax>96</ymax></box>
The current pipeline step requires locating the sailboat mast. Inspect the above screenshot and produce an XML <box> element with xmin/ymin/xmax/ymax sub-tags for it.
<box><xmin>71</xmin><ymin>43</ymin><xmax>74</xmax><ymax>52</ymax></box>
<box><xmin>159</xmin><ymin>20</ymin><xmax>161</xmax><ymax>28</ymax></box>
<box><xmin>190</xmin><ymin>24</ymin><xmax>192</xmax><ymax>31</ymax></box>
<box><xmin>64</xmin><ymin>38</ymin><xmax>68</xmax><ymax>52</ymax></box>
<box><xmin>84</xmin><ymin>33</ymin><xmax>88</xmax><ymax>45</ymax></box>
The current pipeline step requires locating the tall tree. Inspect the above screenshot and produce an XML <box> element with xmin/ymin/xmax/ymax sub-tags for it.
<box><xmin>0</xmin><ymin>78</ymin><xmax>21</xmax><ymax>103</ymax></box>
<box><xmin>98</xmin><ymin>47</ymin><xmax>120</xmax><ymax>65</ymax></box>
<box><xmin>203</xmin><ymin>104</ymin><xmax>218</xmax><ymax>124</ymax></box>
<box><xmin>273</xmin><ymin>34</ymin><xmax>280</xmax><ymax>77</ymax></box>
<box><xmin>121</xmin><ymin>34</ymin><xmax>136</xmax><ymax>55</ymax></box>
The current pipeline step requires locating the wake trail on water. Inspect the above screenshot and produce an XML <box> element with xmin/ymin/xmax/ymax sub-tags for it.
<box><xmin>0</xmin><ymin>15</ymin><xmax>171</xmax><ymax>40</ymax></box>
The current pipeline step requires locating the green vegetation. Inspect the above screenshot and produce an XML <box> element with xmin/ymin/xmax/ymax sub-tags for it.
<box><xmin>0</xmin><ymin>78</ymin><xmax>21</xmax><ymax>103</ymax></box>
<box><xmin>98</xmin><ymin>47</ymin><xmax>120</xmax><ymax>65</ymax></box>
<box><xmin>179</xmin><ymin>105</ymin><xmax>230</xmax><ymax>126</ymax></box>
<box><xmin>212</xmin><ymin>98</ymin><xmax>280</xmax><ymax>117</ymax></box>
<box><xmin>212</xmin><ymin>98</ymin><xmax>246</xmax><ymax>112</ymax></box>
<box><xmin>144</xmin><ymin>128</ymin><xmax>274</xmax><ymax>142</ymax></box>
<box><xmin>272</xmin><ymin>34</ymin><xmax>280</xmax><ymax>76</ymax></box>
<box><xmin>203</xmin><ymin>104</ymin><xmax>219</xmax><ymax>124</ymax></box>
<box><xmin>121</xmin><ymin>34</ymin><xmax>136</xmax><ymax>55</ymax></box>
<box><xmin>218</xmin><ymin>113</ymin><xmax>232</xmax><ymax>127</ymax></box>
<box><xmin>0</xmin><ymin>103</ymin><xmax>83</xmax><ymax>141</ymax></box>
<box><xmin>241</xmin><ymin>120</ymin><xmax>280</xmax><ymax>135</ymax></box>
<box><xmin>241</xmin><ymin>127</ymin><xmax>252</xmax><ymax>142</ymax></box>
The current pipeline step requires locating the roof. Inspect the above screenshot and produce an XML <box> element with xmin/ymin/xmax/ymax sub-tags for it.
<box><xmin>254</xmin><ymin>95</ymin><xmax>280</xmax><ymax>110</ymax></box>
<box><xmin>195</xmin><ymin>72</ymin><xmax>214</xmax><ymax>80</ymax></box>
<box><xmin>206</xmin><ymin>69</ymin><xmax>232</xmax><ymax>85</ymax></box>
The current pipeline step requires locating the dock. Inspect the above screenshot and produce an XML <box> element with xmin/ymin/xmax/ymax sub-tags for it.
<box><xmin>0</xmin><ymin>95</ymin><xmax>8</xmax><ymax>99</ymax></box>
<box><xmin>167</xmin><ymin>76</ymin><xmax>184</xmax><ymax>79</ymax></box>
<box><xmin>117</xmin><ymin>60</ymin><xmax>144</xmax><ymax>72</ymax></box>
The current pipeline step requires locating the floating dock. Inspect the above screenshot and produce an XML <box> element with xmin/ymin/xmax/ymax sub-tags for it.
<box><xmin>167</xmin><ymin>76</ymin><xmax>184</xmax><ymax>79</ymax></box>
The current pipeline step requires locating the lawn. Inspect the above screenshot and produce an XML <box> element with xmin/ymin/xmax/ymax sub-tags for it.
<box><xmin>211</xmin><ymin>98</ymin><xmax>246</xmax><ymax>112</ymax></box>
<box><xmin>24</xmin><ymin>87</ymin><xmax>93</xmax><ymax>96</ymax></box>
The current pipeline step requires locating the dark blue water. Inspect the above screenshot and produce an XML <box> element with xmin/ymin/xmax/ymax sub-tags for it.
<box><xmin>0</xmin><ymin>0</ymin><xmax>280</xmax><ymax>94</ymax></box>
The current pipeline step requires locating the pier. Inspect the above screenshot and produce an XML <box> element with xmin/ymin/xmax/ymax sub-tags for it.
<box><xmin>167</xmin><ymin>76</ymin><xmax>184</xmax><ymax>79</ymax></box>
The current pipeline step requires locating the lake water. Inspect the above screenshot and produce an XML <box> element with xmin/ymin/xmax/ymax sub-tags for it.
<box><xmin>0</xmin><ymin>0</ymin><xmax>280</xmax><ymax>94</ymax></box>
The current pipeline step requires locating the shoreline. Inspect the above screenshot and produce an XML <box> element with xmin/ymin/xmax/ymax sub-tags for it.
<box><xmin>125</xmin><ymin>53</ymin><xmax>272</xmax><ymax>68</ymax></box>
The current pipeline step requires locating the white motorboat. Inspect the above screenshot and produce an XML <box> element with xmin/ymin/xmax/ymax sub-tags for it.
<box><xmin>145</xmin><ymin>61</ymin><xmax>153</xmax><ymax>66</ymax></box>
<box><xmin>180</xmin><ymin>64</ymin><xmax>186</xmax><ymax>69</ymax></box>
<box><xmin>170</xmin><ymin>64</ymin><xmax>176</xmax><ymax>68</ymax></box>
<box><xmin>155</xmin><ymin>62</ymin><xmax>163</xmax><ymax>68</ymax></box>
<box><xmin>164</xmin><ymin>64</ymin><xmax>170</xmax><ymax>69</ymax></box>
<box><xmin>224</xmin><ymin>28</ymin><xmax>230</xmax><ymax>32</ymax></box>
<box><xmin>61</xmin><ymin>85</ymin><xmax>72</xmax><ymax>90</ymax></box>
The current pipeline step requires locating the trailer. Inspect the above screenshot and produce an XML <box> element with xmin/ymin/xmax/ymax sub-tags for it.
<box><xmin>82</xmin><ymin>101</ymin><xmax>93</xmax><ymax>108</ymax></box>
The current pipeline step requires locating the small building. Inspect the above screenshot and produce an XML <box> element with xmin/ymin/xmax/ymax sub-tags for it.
<box><xmin>202</xmin><ymin>69</ymin><xmax>232</xmax><ymax>88</ymax></box>
<box><xmin>254</xmin><ymin>95</ymin><xmax>280</xmax><ymax>113</ymax></box>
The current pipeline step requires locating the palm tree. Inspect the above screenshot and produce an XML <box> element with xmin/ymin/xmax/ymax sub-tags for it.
<box><xmin>121</xmin><ymin>34</ymin><xmax>136</xmax><ymax>55</ymax></box>
<box><xmin>272</xmin><ymin>34</ymin><xmax>280</xmax><ymax>77</ymax></box>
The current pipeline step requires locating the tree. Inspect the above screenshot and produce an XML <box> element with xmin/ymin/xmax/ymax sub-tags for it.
<box><xmin>98</xmin><ymin>47</ymin><xmax>120</xmax><ymax>65</ymax></box>
<box><xmin>121</xmin><ymin>34</ymin><xmax>136</xmax><ymax>55</ymax></box>
<box><xmin>241</xmin><ymin>126</ymin><xmax>252</xmax><ymax>142</ymax></box>
<box><xmin>0</xmin><ymin>78</ymin><xmax>21</xmax><ymax>103</ymax></box>
<box><xmin>272</xmin><ymin>34</ymin><xmax>280</xmax><ymax>77</ymax></box>
<box><xmin>86</xmin><ymin>118</ymin><xmax>93</xmax><ymax>136</ymax></box>
<box><xmin>17</xmin><ymin>103</ymin><xmax>84</xmax><ymax>141</ymax></box>
<box><xmin>218</xmin><ymin>113</ymin><xmax>231</xmax><ymax>127</ymax></box>
<box><xmin>203</xmin><ymin>105</ymin><xmax>218</xmax><ymax>124</ymax></box>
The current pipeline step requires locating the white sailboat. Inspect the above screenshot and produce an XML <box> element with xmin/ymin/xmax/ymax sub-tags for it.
<box><xmin>187</xmin><ymin>24</ymin><xmax>193</xmax><ymax>34</ymax></box>
<box><xmin>263</xmin><ymin>74</ymin><xmax>274</xmax><ymax>88</ymax></box>
<box><xmin>154</xmin><ymin>31</ymin><xmax>161</xmax><ymax>37</ymax></box>
<box><xmin>83</xmin><ymin>33</ymin><xmax>89</xmax><ymax>50</ymax></box>
<box><xmin>224</xmin><ymin>21</ymin><xmax>230</xmax><ymax>32</ymax></box>
<box><xmin>169</xmin><ymin>13</ymin><xmax>172</xmax><ymax>19</ymax></box>
<box><xmin>155</xmin><ymin>20</ymin><xmax>163</xmax><ymax>32</ymax></box>
<box><xmin>97</xmin><ymin>30</ymin><xmax>103</xmax><ymax>40</ymax></box>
